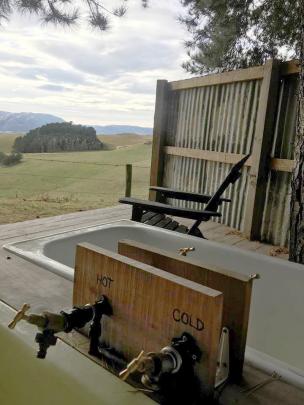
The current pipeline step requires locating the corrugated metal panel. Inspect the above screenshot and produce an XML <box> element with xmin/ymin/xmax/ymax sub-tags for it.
<box><xmin>163</xmin><ymin>80</ymin><xmax>261</xmax><ymax>231</ymax></box>
<box><xmin>261</xmin><ymin>75</ymin><xmax>298</xmax><ymax>246</ymax></box>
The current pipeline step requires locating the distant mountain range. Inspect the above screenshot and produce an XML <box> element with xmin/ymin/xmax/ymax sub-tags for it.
<box><xmin>0</xmin><ymin>111</ymin><xmax>64</xmax><ymax>132</ymax></box>
<box><xmin>93</xmin><ymin>125</ymin><xmax>152</xmax><ymax>135</ymax></box>
<box><xmin>0</xmin><ymin>111</ymin><xmax>153</xmax><ymax>135</ymax></box>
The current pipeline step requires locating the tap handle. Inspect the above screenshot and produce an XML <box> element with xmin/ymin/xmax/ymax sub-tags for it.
<box><xmin>8</xmin><ymin>303</ymin><xmax>31</xmax><ymax>329</ymax></box>
<box><xmin>119</xmin><ymin>350</ymin><xmax>145</xmax><ymax>381</ymax></box>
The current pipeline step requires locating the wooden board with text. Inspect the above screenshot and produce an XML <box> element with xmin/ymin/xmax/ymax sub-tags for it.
<box><xmin>118</xmin><ymin>239</ymin><xmax>253</xmax><ymax>380</ymax></box>
<box><xmin>73</xmin><ymin>242</ymin><xmax>223</xmax><ymax>395</ymax></box>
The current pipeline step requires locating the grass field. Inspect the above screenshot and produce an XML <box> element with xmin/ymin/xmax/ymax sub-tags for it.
<box><xmin>0</xmin><ymin>133</ymin><xmax>21</xmax><ymax>153</ymax></box>
<box><xmin>98</xmin><ymin>133</ymin><xmax>152</xmax><ymax>148</ymax></box>
<box><xmin>0</xmin><ymin>133</ymin><xmax>151</xmax><ymax>224</ymax></box>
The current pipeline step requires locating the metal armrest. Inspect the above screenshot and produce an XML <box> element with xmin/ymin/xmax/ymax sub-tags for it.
<box><xmin>149</xmin><ymin>186</ymin><xmax>231</xmax><ymax>204</ymax></box>
<box><xmin>119</xmin><ymin>197</ymin><xmax>221</xmax><ymax>221</ymax></box>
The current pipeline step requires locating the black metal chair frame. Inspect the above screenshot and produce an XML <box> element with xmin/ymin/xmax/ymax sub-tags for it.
<box><xmin>119</xmin><ymin>154</ymin><xmax>250</xmax><ymax>238</ymax></box>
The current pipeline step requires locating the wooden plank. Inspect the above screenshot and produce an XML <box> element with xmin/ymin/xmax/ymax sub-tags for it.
<box><xmin>74</xmin><ymin>243</ymin><xmax>223</xmax><ymax>396</ymax></box>
<box><xmin>0</xmin><ymin>207</ymin><xmax>131</xmax><ymax>243</ymax></box>
<box><xmin>118</xmin><ymin>239</ymin><xmax>253</xmax><ymax>381</ymax></box>
<box><xmin>0</xmin><ymin>204</ymin><xmax>130</xmax><ymax>235</ymax></box>
<box><xmin>270</xmin><ymin>158</ymin><xmax>295</xmax><ymax>172</ymax></box>
<box><xmin>141</xmin><ymin>211</ymin><xmax>158</xmax><ymax>222</ymax></box>
<box><xmin>162</xmin><ymin>147</ymin><xmax>293</xmax><ymax>173</ymax></box>
<box><xmin>154</xmin><ymin>217</ymin><xmax>172</xmax><ymax>228</ymax></box>
<box><xmin>280</xmin><ymin>60</ymin><xmax>300</xmax><ymax>77</ymax></box>
<box><xmin>149</xmin><ymin>80</ymin><xmax>170</xmax><ymax>202</ymax></box>
<box><xmin>164</xmin><ymin>219</ymin><xmax>179</xmax><ymax>230</ymax></box>
<box><xmin>244</xmin><ymin>59</ymin><xmax>280</xmax><ymax>240</ymax></box>
<box><xmin>169</xmin><ymin>65</ymin><xmax>264</xmax><ymax>91</ymax></box>
<box><xmin>165</xmin><ymin>147</ymin><xmax>253</xmax><ymax>166</ymax></box>
<box><xmin>145</xmin><ymin>213</ymin><xmax>165</xmax><ymax>226</ymax></box>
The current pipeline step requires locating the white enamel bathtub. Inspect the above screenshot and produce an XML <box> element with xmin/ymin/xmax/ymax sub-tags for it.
<box><xmin>0</xmin><ymin>301</ymin><xmax>154</xmax><ymax>405</ymax></box>
<box><xmin>4</xmin><ymin>220</ymin><xmax>304</xmax><ymax>390</ymax></box>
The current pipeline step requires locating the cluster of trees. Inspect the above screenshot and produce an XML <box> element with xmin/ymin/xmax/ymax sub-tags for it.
<box><xmin>13</xmin><ymin>122</ymin><xmax>103</xmax><ymax>153</ymax></box>
<box><xmin>180</xmin><ymin>1</ymin><xmax>299</xmax><ymax>74</ymax></box>
<box><xmin>0</xmin><ymin>151</ymin><xmax>23</xmax><ymax>166</ymax></box>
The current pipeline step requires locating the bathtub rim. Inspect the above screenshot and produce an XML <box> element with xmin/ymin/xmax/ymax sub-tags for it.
<box><xmin>3</xmin><ymin>220</ymin><xmax>141</xmax><ymax>281</ymax></box>
<box><xmin>3</xmin><ymin>219</ymin><xmax>303</xmax><ymax>281</ymax></box>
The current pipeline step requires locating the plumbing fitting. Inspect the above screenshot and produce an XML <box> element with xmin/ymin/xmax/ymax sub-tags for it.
<box><xmin>119</xmin><ymin>332</ymin><xmax>201</xmax><ymax>391</ymax></box>
<box><xmin>8</xmin><ymin>296</ymin><xmax>112</xmax><ymax>359</ymax></box>
<box><xmin>178</xmin><ymin>247</ymin><xmax>195</xmax><ymax>256</ymax></box>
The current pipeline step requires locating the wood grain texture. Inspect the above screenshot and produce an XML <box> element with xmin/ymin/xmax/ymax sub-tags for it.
<box><xmin>73</xmin><ymin>242</ymin><xmax>223</xmax><ymax>395</ymax></box>
<box><xmin>164</xmin><ymin>148</ymin><xmax>295</xmax><ymax>173</ymax></box>
<box><xmin>149</xmin><ymin>80</ymin><xmax>170</xmax><ymax>202</ymax></box>
<box><xmin>270</xmin><ymin>158</ymin><xmax>295</xmax><ymax>172</ymax></box>
<box><xmin>118</xmin><ymin>239</ymin><xmax>253</xmax><ymax>381</ymax></box>
<box><xmin>164</xmin><ymin>147</ymin><xmax>253</xmax><ymax>166</ymax></box>
<box><xmin>244</xmin><ymin>59</ymin><xmax>280</xmax><ymax>240</ymax></box>
<box><xmin>280</xmin><ymin>60</ymin><xmax>300</xmax><ymax>76</ymax></box>
<box><xmin>169</xmin><ymin>65</ymin><xmax>264</xmax><ymax>91</ymax></box>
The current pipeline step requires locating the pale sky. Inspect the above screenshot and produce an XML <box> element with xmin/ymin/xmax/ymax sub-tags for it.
<box><xmin>0</xmin><ymin>0</ymin><xmax>190</xmax><ymax>126</ymax></box>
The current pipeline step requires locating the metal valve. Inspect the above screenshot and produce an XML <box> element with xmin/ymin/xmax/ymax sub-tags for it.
<box><xmin>178</xmin><ymin>247</ymin><xmax>195</xmax><ymax>256</ymax></box>
<box><xmin>119</xmin><ymin>350</ymin><xmax>146</xmax><ymax>381</ymax></box>
<box><xmin>8</xmin><ymin>303</ymin><xmax>31</xmax><ymax>329</ymax></box>
<box><xmin>119</xmin><ymin>332</ymin><xmax>201</xmax><ymax>392</ymax></box>
<box><xmin>8</xmin><ymin>296</ymin><xmax>112</xmax><ymax>359</ymax></box>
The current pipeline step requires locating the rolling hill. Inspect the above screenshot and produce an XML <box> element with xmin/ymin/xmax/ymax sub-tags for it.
<box><xmin>0</xmin><ymin>111</ymin><xmax>153</xmax><ymax>135</ymax></box>
<box><xmin>0</xmin><ymin>111</ymin><xmax>64</xmax><ymax>132</ymax></box>
<box><xmin>94</xmin><ymin>125</ymin><xmax>152</xmax><ymax>135</ymax></box>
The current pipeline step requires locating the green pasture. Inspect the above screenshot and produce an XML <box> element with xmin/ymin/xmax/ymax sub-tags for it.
<box><xmin>0</xmin><ymin>133</ymin><xmax>151</xmax><ymax>224</ymax></box>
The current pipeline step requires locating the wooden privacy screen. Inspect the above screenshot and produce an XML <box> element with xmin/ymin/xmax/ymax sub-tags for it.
<box><xmin>73</xmin><ymin>242</ymin><xmax>223</xmax><ymax>395</ymax></box>
<box><xmin>118</xmin><ymin>239</ymin><xmax>253</xmax><ymax>381</ymax></box>
<box><xmin>149</xmin><ymin>59</ymin><xmax>299</xmax><ymax>245</ymax></box>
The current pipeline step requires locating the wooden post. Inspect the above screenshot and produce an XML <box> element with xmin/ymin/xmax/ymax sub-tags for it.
<box><xmin>244</xmin><ymin>59</ymin><xmax>280</xmax><ymax>240</ymax></box>
<box><xmin>125</xmin><ymin>164</ymin><xmax>132</xmax><ymax>197</ymax></box>
<box><xmin>149</xmin><ymin>80</ymin><xmax>170</xmax><ymax>201</ymax></box>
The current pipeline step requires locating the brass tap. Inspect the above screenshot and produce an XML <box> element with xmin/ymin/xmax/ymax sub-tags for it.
<box><xmin>8</xmin><ymin>303</ymin><xmax>31</xmax><ymax>329</ymax></box>
<box><xmin>8</xmin><ymin>303</ymin><xmax>65</xmax><ymax>332</ymax></box>
<box><xmin>178</xmin><ymin>247</ymin><xmax>195</xmax><ymax>256</ymax></box>
<box><xmin>119</xmin><ymin>350</ymin><xmax>145</xmax><ymax>381</ymax></box>
<box><xmin>7</xmin><ymin>296</ymin><xmax>112</xmax><ymax>360</ymax></box>
<box><xmin>119</xmin><ymin>348</ymin><xmax>183</xmax><ymax>391</ymax></box>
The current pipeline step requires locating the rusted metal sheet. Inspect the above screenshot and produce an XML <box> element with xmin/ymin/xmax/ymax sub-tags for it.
<box><xmin>163</xmin><ymin>80</ymin><xmax>261</xmax><ymax>231</ymax></box>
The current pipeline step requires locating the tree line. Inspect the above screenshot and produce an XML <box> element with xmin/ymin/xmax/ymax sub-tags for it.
<box><xmin>13</xmin><ymin>122</ymin><xmax>103</xmax><ymax>153</ymax></box>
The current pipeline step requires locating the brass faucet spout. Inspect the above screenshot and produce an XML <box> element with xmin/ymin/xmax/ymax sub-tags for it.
<box><xmin>8</xmin><ymin>304</ymin><xmax>66</xmax><ymax>332</ymax></box>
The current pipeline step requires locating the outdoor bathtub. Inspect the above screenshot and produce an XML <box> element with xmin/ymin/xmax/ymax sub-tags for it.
<box><xmin>4</xmin><ymin>219</ymin><xmax>304</xmax><ymax>390</ymax></box>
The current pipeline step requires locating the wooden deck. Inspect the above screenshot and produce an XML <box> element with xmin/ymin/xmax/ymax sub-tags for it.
<box><xmin>0</xmin><ymin>205</ymin><xmax>301</xmax><ymax>405</ymax></box>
